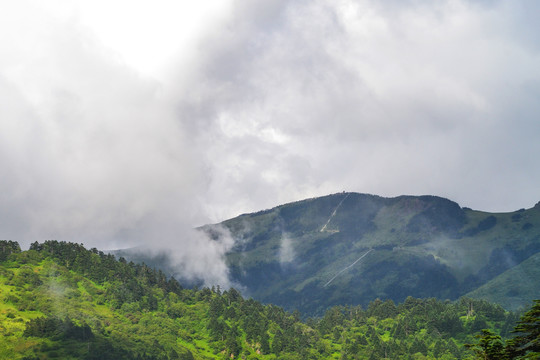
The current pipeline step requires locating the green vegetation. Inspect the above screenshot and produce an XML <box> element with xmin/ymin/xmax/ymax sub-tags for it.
<box><xmin>206</xmin><ymin>193</ymin><xmax>540</xmax><ymax>315</ymax></box>
<box><xmin>465</xmin><ymin>300</ymin><xmax>540</xmax><ymax>359</ymax></box>
<box><xmin>1</xmin><ymin>240</ymin><xmax>538</xmax><ymax>359</ymax></box>
<box><xmin>465</xmin><ymin>252</ymin><xmax>540</xmax><ymax>310</ymax></box>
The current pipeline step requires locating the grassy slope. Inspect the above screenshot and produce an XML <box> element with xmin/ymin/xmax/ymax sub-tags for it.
<box><xmin>0</xmin><ymin>257</ymin><xmax>213</xmax><ymax>359</ymax></box>
<box><xmin>464</xmin><ymin>252</ymin><xmax>540</xmax><ymax>311</ymax></box>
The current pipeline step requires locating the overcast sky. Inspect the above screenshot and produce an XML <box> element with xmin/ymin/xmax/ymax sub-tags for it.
<box><xmin>1</xmin><ymin>0</ymin><xmax>540</xmax><ymax>266</ymax></box>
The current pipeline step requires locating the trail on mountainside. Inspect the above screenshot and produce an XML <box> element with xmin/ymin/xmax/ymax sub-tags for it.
<box><xmin>320</xmin><ymin>193</ymin><xmax>350</xmax><ymax>232</ymax></box>
<box><xmin>324</xmin><ymin>248</ymin><xmax>374</xmax><ymax>287</ymax></box>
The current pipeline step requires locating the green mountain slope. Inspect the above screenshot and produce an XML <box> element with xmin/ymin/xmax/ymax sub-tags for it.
<box><xmin>2</xmin><ymin>240</ymin><xmax>537</xmax><ymax>359</ymax></box>
<box><xmin>208</xmin><ymin>193</ymin><xmax>540</xmax><ymax>315</ymax></box>
<box><xmin>465</xmin><ymin>252</ymin><xmax>540</xmax><ymax>311</ymax></box>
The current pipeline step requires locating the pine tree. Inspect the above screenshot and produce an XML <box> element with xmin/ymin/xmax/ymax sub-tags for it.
<box><xmin>225</xmin><ymin>325</ymin><xmax>241</xmax><ymax>358</ymax></box>
<box><xmin>433</xmin><ymin>339</ymin><xmax>447</xmax><ymax>358</ymax></box>
<box><xmin>0</xmin><ymin>240</ymin><xmax>21</xmax><ymax>261</ymax></box>
<box><xmin>506</xmin><ymin>299</ymin><xmax>540</xmax><ymax>359</ymax></box>
<box><xmin>465</xmin><ymin>329</ymin><xmax>505</xmax><ymax>359</ymax></box>
<box><xmin>260</xmin><ymin>332</ymin><xmax>270</xmax><ymax>355</ymax></box>
<box><xmin>409</xmin><ymin>337</ymin><xmax>428</xmax><ymax>356</ymax></box>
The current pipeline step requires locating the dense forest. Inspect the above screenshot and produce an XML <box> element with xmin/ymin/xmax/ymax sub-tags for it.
<box><xmin>0</xmin><ymin>240</ymin><xmax>538</xmax><ymax>359</ymax></box>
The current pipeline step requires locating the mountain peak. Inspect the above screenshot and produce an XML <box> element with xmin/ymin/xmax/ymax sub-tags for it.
<box><xmin>217</xmin><ymin>192</ymin><xmax>540</xmax><ymax>314</ymax></box>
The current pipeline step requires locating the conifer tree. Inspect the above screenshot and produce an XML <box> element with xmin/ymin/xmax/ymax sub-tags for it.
<box><xmin>506</xmin><ymin>299</ymin><xmax>540</xmax><ymax>359</ymax></box>
<box><xmin>465</xmin><ymin>329</ymin><xmax>505</xmax><ymax>359</ymax></box>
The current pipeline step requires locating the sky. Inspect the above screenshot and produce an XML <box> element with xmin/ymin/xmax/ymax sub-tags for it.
<box><xmin>1</xmin><ymin>0</ymin><xmax>540</xmax><ymax>285</ymax></box>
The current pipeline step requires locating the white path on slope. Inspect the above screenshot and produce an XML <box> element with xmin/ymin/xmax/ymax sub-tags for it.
<box><xmin>320</xmin><ymin>193</ymin><xmax>350</xmax><ymax>232</ymax></box>
<box><xmin>323</xmin><ymin>248</ymin><xmax>374</xmax><ymax>287</ymax></box>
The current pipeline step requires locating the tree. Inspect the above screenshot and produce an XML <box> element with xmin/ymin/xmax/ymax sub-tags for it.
<box><xmin>465</xmin><ymin>329</ymin><xmax>505</xmax><ymax>359</ymax></box>
<box><xmin>368</xmin><ymin>299</ymin><xmax>398</xmax><ymax>319</ymax></box>
<box><xmin>471</xmin><ymin>315</ymin><xmax>490</xmax><ymax>333</ymax></box>
<box><xmin>260</xmin><ymin>331</ymin><xmax>271</xmax><ymax>354</ymax></box>
<box><xmin>506</xmin><ymin>299</ymin><xmax>540</xmax><ymax>359</ymax></box>
<box><xmin>433</xmin><ymin>339</ymin><xmax>447</xmax><ymax>358</ymax></box>
<box><xmin>409</xmin><ymin>337</ymin><xmax>428</xmax><ymax>356</ymax></box>
<box><xmin>0</xmin><ymin>240</ymin><xmax>21</xmax><ymax>261</ymax></box>
<box><xmin>272</xmin><ymin>329</ymin><xmax>285</xmax><ymax>354</ymax></box>
<box><xmin>225</xmin><ymin>325</ymin><xmax>241</xmax><ymax>358</ymax></box>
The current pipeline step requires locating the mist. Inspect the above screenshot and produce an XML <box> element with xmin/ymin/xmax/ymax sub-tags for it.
<box><xmin>279</xmin><ymin>234</ymin><xmax>295</xmax><ymax>264</ymax></box>
<box><xmin>0</xmin><ymin>1</ymin><xmax>232</xmax><ymax>287</ymax></box>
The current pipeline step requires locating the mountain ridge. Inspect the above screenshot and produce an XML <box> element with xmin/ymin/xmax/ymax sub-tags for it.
<box><xmin>114</xmin><ymin>192</ymin><xmax>540</xmax><ymax>316</ymax></box>
<box><xmin>211</xmin><ymin>192</ymin><xmax>540</xmax><ymax>315</ymax></box>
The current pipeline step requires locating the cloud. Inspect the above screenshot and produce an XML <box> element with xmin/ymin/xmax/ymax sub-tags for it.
<box><xmin>279</xmin><ymin>233</ymin><xmax>295</xmax><ymax>264</ymax></box>
<box><xmin>0</xmin><ymin>1</ymin><xmax>234</xmax><ymax>287</ymax></box>
<box><xmin>178</xmin><ymin>0</ymin><xmax>540</xmax><ymax>215</ymax></box>
<box><xmin>163</xmin><ymin>226</ymin><xmax>236</xmax><ymax>289</ymax></box>
<box><xmin>0</xmin><ymin>12</ymin><xmax>196</xmax><ymax>242</ymax></box>
<box><xmin>1</xmin><ymin>0</ymin><xmax>540</xmax><ymax>285</ymax></box>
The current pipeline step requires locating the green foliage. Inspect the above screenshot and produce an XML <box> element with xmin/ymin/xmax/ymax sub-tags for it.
<box><xmin>0</xmin><ymin>240</ymin><xmax>537</xmax><ymax>360</ymax></box>
<box><xmin>0</xmin><ymin>240</ymin><xmax>21</xmax><ymax>261</ymax></box>
<box><xmin>464</xmin><ymin>300</ymin><xmax>540</xmax><ymax>359</ymax></box>
<box><xmin>24</xmin><ymin>316</ymin><xmax>93</xmax><ymax>341</ymax></box>
<box><xmin>465</xmin><ymin>329</ymin><xmax>505</xmax><ymax>359</ymax></box>
<box><xmin>205</xmin><ymin>192</ymin><xmax>540</xmax><ymax>315</ymax></box>
<box><xmin>506</xmin><ymin>299</ymin><xmax>540</xmax><ymax>359</ymax></box>
<box><xmin>466</xmin><ymin>252</ymin><xmax>540</xmax><ymax>311</ymax></box>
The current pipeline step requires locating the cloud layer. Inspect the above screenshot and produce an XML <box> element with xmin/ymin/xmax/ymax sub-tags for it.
<box><xmin>190</xmin><ymin>0</ymin><xmax>540</xmax><ymax>218</ymax></box>
<box><xmin>1</xmin><ymin>0</ymin><xmax>540</xmax><ymax>285</ymax></box>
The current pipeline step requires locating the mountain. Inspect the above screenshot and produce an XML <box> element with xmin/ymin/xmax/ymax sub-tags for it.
<box><xmin>465</xmin><ymin>252</ymin><xmax>540</xmax><ymax>310</ymax></box>
<box><xmin>1</xmin><ymin>240</ymin><xmax>537</xmax><ymax>359</ymax></box>
<box><xmin>203</xmin><ymin>193</ymin><xmax>540</xmax><ymax>315</ymax></box>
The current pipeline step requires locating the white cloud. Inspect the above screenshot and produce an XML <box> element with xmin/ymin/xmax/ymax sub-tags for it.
<box><xmin>1</xmin><ymin>0</ymin><xmax>540</xmax><ymax>285</ymax></box>
<box><xmin>183</xmin><ymin>0</ymin><xmax>540</xmax><ymax>215</ymax></box>
<box><xmin>0</xmin><ymin>0</ymin><xmax>230</xmax><ymax>286</ymax></box>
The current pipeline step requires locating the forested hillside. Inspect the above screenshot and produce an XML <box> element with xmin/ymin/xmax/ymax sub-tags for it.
<box><xmin>210</xmin><ymin>193</ymin><xmax>540</xmax><ymax>315</ymax></box>
<box><xmin>0</xmin><ymin>240</ymin><xmax>538</xmax><ymax>359</ymax></box>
